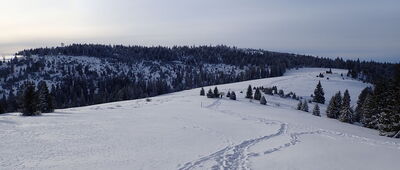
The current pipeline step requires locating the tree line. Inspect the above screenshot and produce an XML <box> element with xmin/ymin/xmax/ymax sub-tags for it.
<box><xmin>0</xmin><ymin>44</ymin><xmax>398</xmax><ymax>115</ymax></box>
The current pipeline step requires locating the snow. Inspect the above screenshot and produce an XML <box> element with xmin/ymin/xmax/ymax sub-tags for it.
<box><xmin>1</xmin><ymin>68</ymin><xmax>398</xmax><ymax>170</ymax></box>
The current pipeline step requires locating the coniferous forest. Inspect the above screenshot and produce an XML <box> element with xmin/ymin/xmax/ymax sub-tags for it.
<box><xmin>0</xmin><ymin>44</ymin><xmax>398</xmax><ymax>122</ymax></box>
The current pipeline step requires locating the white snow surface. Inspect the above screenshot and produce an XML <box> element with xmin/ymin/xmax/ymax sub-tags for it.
<box><xmin>1</xmin><ymin>68</ymin><xmax>399</xmax><ymax>170</ymax></box>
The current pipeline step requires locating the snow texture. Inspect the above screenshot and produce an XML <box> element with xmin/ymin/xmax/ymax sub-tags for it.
<box><xmin>1</xmin><ymin>68</ymin><xmax>398</xmax><ymax>170</ymax></box>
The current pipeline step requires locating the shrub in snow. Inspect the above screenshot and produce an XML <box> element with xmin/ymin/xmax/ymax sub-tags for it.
<box><xmin>260</xmin><ymin>96</ymin><xmax>267</xmax><ymax>105</ymax></box>
<box><xmin>246</xmin><ymin>85</ymin><xmax>253</xmax><ymax>99</ymax></box>
<box><xmin>200</xmin><ymin>87</ymin><xmax>205</xmax><ymax>96</ymax></box>
<box><xmin>213</xmin><ymin>87</ymin><xmax>219</xmax><ymax>98</ymax></box>
<box><xmin>254</xmin><ymin>88</ymin><xmax>261</xmax><ymax>100</ymax></box>
<box><xmin>229</xmin><ymin>92</ymin><xmax>236</xmax><ymax>100</ymax></box>
<box><xmin>226</xmin><ymin>91</ymin><xmax>231</xmax><ymax>98</ymax></box>
<box><xmin>207</xmin><ymin>89</ymin><xmax>214</xmax><ymax>98</ymax></box>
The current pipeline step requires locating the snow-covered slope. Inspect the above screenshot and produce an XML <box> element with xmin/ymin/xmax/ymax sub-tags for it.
<box><xmin>1</xmin><ymin>68</ymin><xmax>399</xmax><ymax>170</ymax></box>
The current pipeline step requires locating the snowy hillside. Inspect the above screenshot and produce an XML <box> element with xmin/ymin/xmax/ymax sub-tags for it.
<box><xmin>1</xmin><ymin>68</ymin><xmax>399</xmax><ymax>170</ymax></box>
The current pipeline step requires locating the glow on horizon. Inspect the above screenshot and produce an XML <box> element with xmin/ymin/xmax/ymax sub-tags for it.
<box><xmin>1</xmin><ymin>0</ymin><xmax>399</xmax><ymax>62</ymax></box>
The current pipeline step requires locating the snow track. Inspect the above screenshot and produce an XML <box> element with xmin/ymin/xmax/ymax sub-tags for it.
<box><xmin>179</xmin><ymin>123</ymin><xmax>288</xmax><ymax>170</ymax></box>
<box><xmin>180</xmin><ymin>99</ymin><xmax>316</xmax><ymax>170</ymax></box>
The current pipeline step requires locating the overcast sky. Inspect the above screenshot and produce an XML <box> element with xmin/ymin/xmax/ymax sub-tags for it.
<box><xmin>1</xmin><ymin>0</ymin><xmax>399</xmax><ymax>62</ymax></box>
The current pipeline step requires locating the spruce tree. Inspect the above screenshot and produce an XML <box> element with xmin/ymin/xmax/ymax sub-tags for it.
<box><xmin>226</xmin><ymin>91</ymin><xmax>231</xmax><ymax>98</ymax></box>
<box><xmin>260</xmin><ymin>96</ymin><xmax>267</xmax><ymax>105</ymax></box>
<box><xmin>376</xmin><ymin>82</ymin><xmax>400</xmax><ymax>137</ymax></box>
<box><xmin>200</xmin><ymin>87</ymin><xmax>205</xmax><ymax>96</ymax></box>
<box><xmin>37</xmin><ymin>81</ymin><xmax>54</xmax><ymax>113</ymax></box>
<box><xmin>313</xmin><ymin>104</ymin><xmax>321</xmax><ymax>116</ymax></box>
<box><xmin>206</xmin><ymin>89</ymin><xmax>214</xmax><ymax>98</ymax></box>
<box><xmin>230</xmin><ymin>91</ymin><xmax>236</xmax><ymax>100</ymax></box>
<box><xmin>254</xmin><ymin>88</ymin><xmax>261</xmax><ymax>100</ymax></box>
<box><xmin>213</xmin><ymin>87</ymin><xmax>219</xmax><ymax>98</ymax></box>
<box><xmin>313</xmin><ymin>81</ymin><xmax>325</xmax><ymax>104</ymax></box>
<box><xmin>326</xmin><ymin>96</ymin><xmax>336</xmax><ymax>118</ymax></box>
<box><xmin>246</xmin><ymin>85</ymin><xmax>253</xmax><ymax>99</ymax></box>
<box><xmin>302</xmin><ymin>100</ymin><xmax>309</xmax><ymax>112</ymax></box>
<box><xmin>327</xmin><ymin>91</ymin><xmax>342</xmax><ymax>119</ymax></box>
<box><xmin>22</xmin><ymin>82</ymin><xmax>39</xmax><ymax>116</ymax></box>
<box><xmin>339</xmin><ymin>89</ymin><xmax>353</xmax><ymax>123</ymax></box>
<box><xmin>361</xmin><ymin>94</ymin><xmax>378</xmax><ymax>128</ymax></box>
<box><xmin>354</xmin><ymin>87</ymin><xmax>372</xmax><ymax>122</ymax></box>
<box><xmin>297</xmin><ymin>100</ymin><xmax>303</xmax><ymax>110</ymax></box>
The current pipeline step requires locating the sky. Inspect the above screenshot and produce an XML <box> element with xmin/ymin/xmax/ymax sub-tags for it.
<box><xmin>0</xmin><ymin>0</ymin><xmax>399</xmax><ymax>62</ymax></box>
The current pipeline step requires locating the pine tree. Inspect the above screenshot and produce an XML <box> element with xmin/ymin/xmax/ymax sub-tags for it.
<box><xmin>301</xmin><ymin>100</ymin><xmax>309</xmax><ymax>112</ymax></box>
<box><xmin>376</xmin><ymin>81</ymin><xmax>400</xmax><ymax>137</ymax></box>
<box><xmin>206</xmin><ymin>89</ymin><xmax>214</xmax><ymax>98</ymax></box>
<box><xmin>254</xmin><ymin>88</ymin><xmax>261</xmax><ymax>100</ymax></box>
<box><xmin>200</xmin><ymin>87</ymin><xmax>205</xmax><ymax>96</ymax></box>
<box><xmin>355</xmin><ymin>87</ymin><xmax>372</xmax><ymax>122</ymax></box>
<box><xmin>361</xmin><ymin>94</ymin><xmax>378</xmax><ymax>128</ymax></box>
<box><xmin>246</xmin><ymin>85</ymin><xmax>253</xmax><ymax>99</ymax></box>
<box><xmin>229</xmin><ymin>91</ymin><xmax>236</xmax><ymax>100</ymax></box>
<box><xmin>313</xmin><ymin>104</ymin><xmax>321</xmax><ymax>116</ymax></box>
<box><xmin>313</xmin><ymin>81</ymin><xmax>325</xmax><ymax>104</ymax></box>
<box><xmin>213</xmin><ymin>87</ymin><xmax>219</xmax><ymax>98</ymax></box>
<box><xmin>21</xmin><ymin>82</ymin><xmax>39</xmax><ymax>116</ymax></box>
<box><xmin>327</xmin><ymin>91</ymin><xmax>342</xmax><ymax>119</ymax></box>
<box><xmin>37</xmin><ymin>81</ymin><xmax>54</xmax><ymax>113</ymax></box>
<box><xmin>326</xmin><ymin>96</ymin><xmax>336</xmax><ymax>118</ymax></box>
<box><xmin>297</xmin><ymin>100</ymin><xmax>303</xmax><ymax>110</ymax></box>
<box><xmin>339</xmin><ymin>89</ymin><xmax>353</xmax><ymax>123</ymax></box>
<box><xmin>260</xmin><ymin>96</ymin><xmax>267</xmax><ymax>105</ymax></box>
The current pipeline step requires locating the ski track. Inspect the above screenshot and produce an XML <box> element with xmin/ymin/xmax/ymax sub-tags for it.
<box><xmin>179</xmin><ymin>99</ymin><xmax>316</xmax><ymax>170</ymax></box>
<box><xmin>179</xmin><ymin>96</ymin><xmax>400</xmax><ymax>170</ymax></box>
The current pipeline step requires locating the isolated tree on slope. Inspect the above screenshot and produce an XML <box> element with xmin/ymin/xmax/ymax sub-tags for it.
<box><xmin>246</xmin><ymin>85</ymin><xmax>253</xmax><ymax>99</ymax></box>
<box><xmin>260</xmin><ymin>96</ymin><xmax>267</xmax><ymax>105</ymax></box>
<box><xmin>230</xmin><ymin>91</ymin><xmax>236</xmax><ymax>100</ymax></box>
<box><xmin>254</xmin><ymin>88</ymin><xmax>261</xmax><ymax>100</ymax></box>
<box><xmin>313</xmin><ymin>104</ymin><xmax>321</xmax><ymax>116</ymax></box>
<box><xmin>37</xmin><ymin>81</ymin><xmax>54</xmax><ymax>113</ymax></box>
<box><xmin>313</xmin><ymin>81</ymin><xmax>325</xmax><ymax>104</ymax></box>
<box><xmin>200</xmin><ymin>87</ymin><xmax>205</xmax><ymax>96</ymax></box>
<box><xmin>339</xmin><ymin>89</ymin><xmax>353</xmax><ymax>123</ymax></box>
<box><xmin>22</xmin><ymin>82</ymin><xmax>39</xmax><ymax>116</ymax></box>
